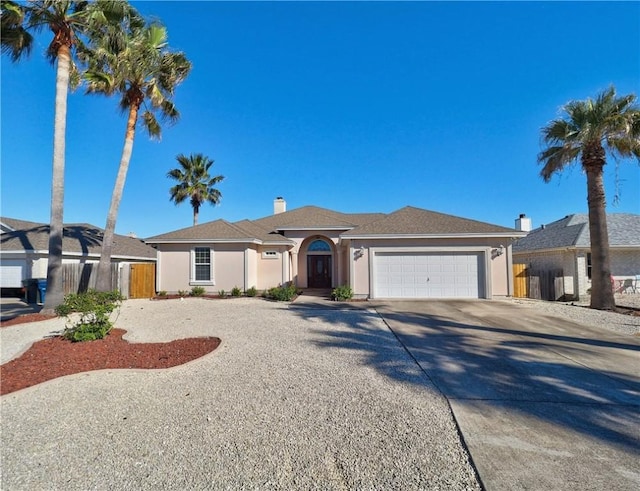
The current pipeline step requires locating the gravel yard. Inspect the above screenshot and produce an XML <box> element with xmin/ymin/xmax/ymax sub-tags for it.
<box><xmin>1</xmin><ymin>298</ymin><xmax>481</xmax><ymax>490</ymax></box>
<box><xmin>502</xmin><ymin>293</ymin><xmax>640</xmax><ymax>336</ymax></box>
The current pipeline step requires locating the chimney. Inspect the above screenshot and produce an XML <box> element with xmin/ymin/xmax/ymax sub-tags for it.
<box><xmin>515</xmin><ymin>213</ymin><xmax>532</xmax><ymax>232</ymax></box>
<box><xmin>274</xmin><ymin>197</ymin><xmax>286</xmax><ymax>214</ymax></box>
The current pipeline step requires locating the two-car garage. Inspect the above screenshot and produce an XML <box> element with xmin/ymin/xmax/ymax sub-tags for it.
<box><xmin>372</xmin><ymin>250</ymin><xmax>486</xmax><ymax>299</ymax></box>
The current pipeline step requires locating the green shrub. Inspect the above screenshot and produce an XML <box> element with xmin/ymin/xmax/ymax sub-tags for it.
<box><xmin>63</xmin><ymin>316</ymin><xmax>112</xmax><ymax>342</ymax></box>
<box><xmin>246</xmin><ymin>286</ymin><xmax>258</xmax><ymax>297</ymax></box>
<box><xmin>218</xmin><ymin>289</ymin><xmax>227</xmax><ymax>298</ymax></box>
<box><xmin>331</xmin><ymin>284</ymin><xmax>353</xmax><ymax>301</ymax></box>
<box><xmin>55</xmin><ymin>289</ymin><xmax>123</xmax><ymax>317</ymax></box>
<box><xmin>58</xmin><ymin>289</ymin><xmax>123</xmax><ymax>342</ymax></box>
<box><xmin>178</xmin><ymin>290</ymin><xmax>188</xmax><ymax>297</ymax></box>
<box><xmin>266</xmin><ymin>284</ymin><xmax>298</xmax><ymax>302</ymax></box>
<box><xmin>158</xmin><ymin>290</ymin><xmax>167</xmax><ymax>297</ymax></box>
<box><xmin>231</xmin><ymin>286</ymin><xmax>242</xmax><ymax>297</ymax></box>
<box><xmin>190</xmin><ymin>286</ymin><xmax>206</xmax><ymax>297</ymax></box>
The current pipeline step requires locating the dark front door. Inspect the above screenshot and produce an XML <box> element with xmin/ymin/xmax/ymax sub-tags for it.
<box><xmin>307</xmin><ymin>255</ymin><xmax>332</xmax><ymax>288</ymax></box>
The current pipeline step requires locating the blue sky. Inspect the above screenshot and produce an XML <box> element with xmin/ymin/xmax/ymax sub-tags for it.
<box><xmin>1</xmin><ymin>1</ymin><xmax>639</xmax><ymax>238</ymax></box>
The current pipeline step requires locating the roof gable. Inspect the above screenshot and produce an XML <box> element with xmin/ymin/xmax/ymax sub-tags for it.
<box><xmin>146</xmin><ymin>219</ymin><xmax>261</xmax><ymax>242</ymax></box>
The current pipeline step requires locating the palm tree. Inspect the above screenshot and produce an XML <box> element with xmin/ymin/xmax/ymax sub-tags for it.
<box><xmin>538</xmin><ymin>86</ymin><xmax>640</xmax><ymax>311</ymax></box>
<box><xmin>1</xmin><ymin>0</ymin><xmax>128</xmax><ymax>312</ymax></box>
<box><xmin>84</xmin><ymin>21</ymin><xmax>191</xmax><ymax>292</ymax></box>
<box><xmin>168</xmin><ymin>154</ymin><xmax>225</xmax><ymax>226</ymax></box>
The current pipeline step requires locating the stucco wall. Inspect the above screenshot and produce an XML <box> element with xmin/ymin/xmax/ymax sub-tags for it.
<box><xmin>256</xmin><ymin>246</ymin><xmax>289</xmax><ymax>290</ymax></box>
<box><xmin>157</xmin><ymin>243</ymin><xmax>246</xmax><ymax>293</ymax></box>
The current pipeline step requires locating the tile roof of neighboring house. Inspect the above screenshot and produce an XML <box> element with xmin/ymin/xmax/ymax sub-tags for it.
<box><xmin>343</xmin><ymin>206</ymin><xmax>520</xmax><ymax>236</ymax></box>
<box><xmin>513</xmin><ymin>213</ymin><xmax>640</xmax><ymax>252</ymax></box>
<box><xmin>0</xmin><ymin>218</ymin><xmax>157</xmax><ymax>260</ymax></box>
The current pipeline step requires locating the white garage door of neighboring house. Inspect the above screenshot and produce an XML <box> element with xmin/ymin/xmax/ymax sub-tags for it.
<box><xmin>374</xmin><ymin>252</ymin><xmax>484</xmax><ymax>299</ymax></box>
<box><xmin>0</xmin><ymin>260</ymin><xmax>25</xmax><ymax>288</ymax></box>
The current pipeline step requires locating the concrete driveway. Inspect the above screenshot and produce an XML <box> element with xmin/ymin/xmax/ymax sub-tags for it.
<box><xmin>375</xmin><ymin>300</ymin><xmax>640</xmax><ymax>491</ymax></box>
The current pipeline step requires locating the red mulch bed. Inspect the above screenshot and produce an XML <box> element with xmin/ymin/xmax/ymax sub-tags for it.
<box><xmin>1</xmin><ymin>313</ymin><xmax>57</xmax><ymax>328</ymax></box>
<box><xmin>0</xmin><ymin>326</ymin><xmax>220</xmax><ymax>396</ymax></box>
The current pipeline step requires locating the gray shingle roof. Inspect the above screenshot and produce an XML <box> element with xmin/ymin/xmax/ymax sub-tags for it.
<box><xmin>146</xmin><ymin>219</ymin><xmax>294</xmax><ymax>244</ymax></box>
<box><xmin>343</xmin><ymin>206</ymin><xmax>519</xmax><ymax>236</ymax></box>
<box><xmin>0</xmin><ymin>218</ymin><xmax>157</xmax><ymax>259</ymax></box>
<box><xmin>253</xmin><ymin>206</ymin><xmax>384</xmax><ymax>231</ymax></box>
<box><xmin>513</xmin><ymin>213</ymin><xmax>640</xmax><ymax>252</ymax></box>
<box><xmin>147</xmin><ymin>205</ymin><xmax>519</xmax><ymax>243</ymax></box>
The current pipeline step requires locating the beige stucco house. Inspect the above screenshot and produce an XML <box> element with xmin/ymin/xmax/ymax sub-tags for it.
<box><xmin>146</xmin><ymin>199</ymin><xmax>525</xmax><ymax>300</ymax></box>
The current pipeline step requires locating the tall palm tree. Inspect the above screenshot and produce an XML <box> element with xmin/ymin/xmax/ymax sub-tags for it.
<box><xmin>168</xmin><ymin>153</ymin><xmax>225</xmax><ymax>226</ymax></box>
<box><xmin>1</xmin><ymin>0</ymin><xmax>128</xmax><ymax>312</ymax></box>
<box><xmin>538</xmin><ymin>86</ymin><xmax>640</xmax><ymax>311</ymax></box>
<box><xmin>84</xmin><ymin>22</ymin><xmax>191</xmax><ymax>292</ymax></box>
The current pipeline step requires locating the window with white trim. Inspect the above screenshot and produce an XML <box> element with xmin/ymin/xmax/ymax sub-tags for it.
<box><xmin>192</xmin><ymin>247</ymin><xmax>213</xmax><ymax>283</ymax></box>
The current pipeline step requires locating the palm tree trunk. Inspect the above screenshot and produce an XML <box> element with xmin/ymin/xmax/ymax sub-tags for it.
<box><xmin>41</xmin><ymin>45</ymin><xmax>70</xmax><ymax>314</ymax></box>
<box><xmin>95</xmin><ymin>104</ymin><xmax>139</xmax><ymax>292</ymax></box>
<box><xmin>193</xmin><ymin>203</ymin><xmax>199</xmax><ymax>226</ymax></box>
<box><xmin>585</xmin><ymin>164</ymin><xmax>616</xmax><ymax>310</ymax></box>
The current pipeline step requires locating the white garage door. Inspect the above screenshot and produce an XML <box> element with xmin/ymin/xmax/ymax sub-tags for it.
<box><xmin>0</xmin><ymin>260</ymin><xmax>26</xmax><ymax>288</ymax></box>
<box><xmin>374</xmin><ymin>252</ymin><xmax>484</xmax><ymax>299</ymax></box>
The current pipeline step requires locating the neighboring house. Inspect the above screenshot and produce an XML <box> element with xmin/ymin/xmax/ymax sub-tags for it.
<box><xmin>512</xmin><ymin>213</ymin><xmax>640</xmax><ymax>299</ymax></box>
<box><xmin>0</xmin><ymin>217</ymin><xmax>157</xmax><ymax>294</ymax></box>
<box><xmin>146</xmin><ymin>198</ymin><xmax>526</xmax><ymax>299</ymax></box>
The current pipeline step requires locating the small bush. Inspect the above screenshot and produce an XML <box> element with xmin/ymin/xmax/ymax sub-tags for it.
<box><xmin>63</xmin><ymin>316</ymin><xmax>112</xmax><ymax>342</ymax></box>
<box><xmin>158</xmin><ymin>290</ymin><xmax>167</xmax><ymax>297</ymax></box>
<box><xmin>190</xmin><ymin>286</ymin><xmax>206</xmax><ymax>297</ymax></box>
<box><xmin>331</xmin><ymin>285</ymin><xmax>353</xmax><ymax>301</ymax></box>
<box><xmin>178</xmin><ymin>290</ymin><xmax>188</xmax><ymax>298</ymax></box>
<box><xmin>231</xmin><ymin>286</ymin><xmax>242</xmax><ymax>297</ymax></box>
<box><xmin>55</xmin><ymin>289</ymin><xmax>123</xmax><ymax>317</ymax></box>
<box><xmin>58</xmin><ymin>289</ymin><xmax>123</xmax><ymax>342</ymax></box>
<box><xmin>266</xmin><ymin>284</ymin><xmax>298</xmax><ymax>302</ymax></box>
<box><xmin>246</xmin><ymin>286</ymin><xmax>258</xmax><ymax>297</ymax></box>
<box><xmin>218</xmin><ymin>289</ymin><xmax>227</xmax><ymax>298</ymax></box>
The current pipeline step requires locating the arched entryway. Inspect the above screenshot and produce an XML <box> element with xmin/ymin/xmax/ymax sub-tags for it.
<box><xmin>306</xmin><ymin>239</ymin><xmax>332</xmax><ymax>288</ymax></box>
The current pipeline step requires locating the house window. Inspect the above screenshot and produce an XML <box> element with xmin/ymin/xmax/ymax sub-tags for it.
<box><xmin>586</xmin><ymin>253</ymin><xmax>592</xmax><ymax>280</ymax></box>
<box><xmin>192</xmin><ymin>247</ymin><xmax>213</xmax><ymax>283</ymax></box>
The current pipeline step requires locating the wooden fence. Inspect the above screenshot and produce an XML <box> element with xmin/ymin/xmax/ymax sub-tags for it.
<box><xmin>512</xmin><ymin>265</ymin><xmax>565</xmax><ymax>301</ymax></box>
<box><xmin>528</xmin><ymin>269</ymin><xmax>565</xmax><ymax>301</ymax></box>
<box><xmin>61</xmin><ymin>262</ymin><xmax>155</xmax><ymax>299</ymax></box>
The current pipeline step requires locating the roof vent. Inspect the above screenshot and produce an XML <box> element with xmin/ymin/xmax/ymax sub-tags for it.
<box><xmin>515</xmin><ymin>214</ymin><xmax>532</xmax><ymax>232</ymax></box>
<box><xmin>274</xmin><ymin>197</ymin><xmax>286</xmax><ymax>215</ymax></box>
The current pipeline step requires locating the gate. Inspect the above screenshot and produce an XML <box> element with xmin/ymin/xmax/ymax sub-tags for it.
<box><xmin>129</xmin><ymin>263</ymin><xmax>156</xmax><ymax>298</ymax></box>
<box><xmin>513</xmin><ymin>264</ymin><xmax>528</xmax><ymax>298</ymax></box>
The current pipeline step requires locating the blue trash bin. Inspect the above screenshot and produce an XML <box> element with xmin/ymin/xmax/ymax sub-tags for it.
<box><xmin>36</xmin><ymin>279</ymin><xmax>47</xmax><ymax>305</ymax></box>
